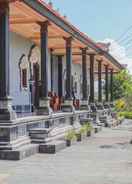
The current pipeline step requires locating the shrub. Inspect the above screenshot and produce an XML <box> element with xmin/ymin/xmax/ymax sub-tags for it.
<box><xmin>65</xmin><ymin>130</ymin><xmax>76</xmax><ymax>141</ymax></box>
<box><xmin>83</xmin><ymin>122</ymin><xmax>93</xmax><ymax>132</ymax></box>
<box><xmin>79</xmin><ymin>125</ymin><xmax>87</xmax><ymax>135</ymax></box>
<box><xmin>115</xmin><ymin>99</ymin><xmax>126</xmax><ymax>111</ymax></box>
<box><xmin>118</xmin><ymin>111</ymin><xmax>132</xmax><ymax>119</ymax></box>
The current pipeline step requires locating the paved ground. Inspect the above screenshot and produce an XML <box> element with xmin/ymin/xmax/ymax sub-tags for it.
<box><xmin>1</xmin><ymin>120</ymin><xmax>132</xmax><ymax>184</ymax></box>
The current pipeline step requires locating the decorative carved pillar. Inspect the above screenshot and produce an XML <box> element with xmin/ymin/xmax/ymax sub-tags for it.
<box><xmin>98</xmin><ymin>60</ymin><xmax>102</xmax><ymax>102</ymax></box>
<box><xmin>61</xmin><ymin>37</ymin><xmax>74</xmax><ymax>112</ymax></box>
<box><xmin>38</xmin><ymin>21</ymin><xmax>52</xmax><ymax>115</ymax></box>
<box><xmin>89</xmin><ymin>54</ymin><xmax>95</xmax><ymax>103</ymax></box>
<box><xmin>65</xmin><ymin>37</ymin><xmax>72</xmax><ymax>100</ymax></box>
<box><xmin>110</xmin><ymin>69</ymin><xmax>113</xmax><ymax>102</ymax></box>
<box><xmin>0</xmin><ymin>2</ymin><xmax>40</xmax><ymax>160</ymax></box>
<box><xmin>50</xmin><ymin>49</ymin><xmax>53</xmax><ymax>93</ymax></box>
<box><xmin>0</xmin><ymin>2</ymin><xmax>16</xmax><ymax>120</ymax></box>
<box><xmin>105</xmin><ymin>65</ymin><xmax>109</xmax><ymax>102</ymax></box>
<box><xmin>80</xmin><ymin>48</ymin><xmax>89</xmax><ymax>110</ymax></box>
<box><xmin>58</xmin><ymin>55</ymin><xmax>63</xmax><ymax>98</ymax></box>
<box><xmin>82</xmin><ymin>48</ymin><xmax>88</xmax><ymax>100</ymax></box>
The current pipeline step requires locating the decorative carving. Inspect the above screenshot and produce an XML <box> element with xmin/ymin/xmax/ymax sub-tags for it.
<box><xmin>18</xmin><ymin>54</ymin><xmax>29</xmax><ymax>91</ymax></box>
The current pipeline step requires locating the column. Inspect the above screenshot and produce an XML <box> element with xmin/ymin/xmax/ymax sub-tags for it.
<box><xmin>82</xmin><ymin>48</ymin><xmax>88</xmax><ymax>100</ymax></box>
<box><xmin>98</xmin><ymin>60</ymin><xmax>102</xmax><ymax>102</ymax></box>
<box><xmin>61</xmin><ymin>37</ymin><xmax>74</xmax><ymax>112</ymax></box>
<box><xmin>89</xmin><ymin>54</ymin><xmax>95</xmax><ymax>103</ymax></box>
<box><xmin>0</xmin><ymin>2</ymin><xmax>16</xmax><ymax>120</ymax></box>
<box><xmin>110</xmin><ymin>69</ymin><xmax>113</xmax><ymax>102</ymax></box>
<box><xmin>80</xmin><ymin>48</ymin><xmax>89</xmax><ymax>110</ymax></box>
<box><xmin>50</xmin><ymin>49</ymin><xmax>53</xmax><ymax>93</ymax></box>
<box><xmin>58</xmin><ymin>55</ymin><xmax>63</xmax><ymax>98</ymax></box>
<box><xmin>65</xmin><ymin>37</ymin><xmax>72</xmax><ymax>100</ymax></box>
<box><xmin>105</xmin><ymin>65</ymin><xmax>109</xmax><ymax>102</ymax></box>
<box><xmin>38</xmin><ymin>21</ymin><xmax>52</xmax><ymax>115</ymax></box>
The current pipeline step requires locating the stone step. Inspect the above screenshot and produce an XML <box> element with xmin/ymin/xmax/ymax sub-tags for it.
<box><xmin>0</xmin><ymin>136</ymin><xmax>31</xmax><ymax>151</ymax></box>
<box><xmin>39</xmin><ymin>140</ymin><xmax>66</xmax><ymax>154</ymax></box>
<box><xmin>29</xmin><ymin>126</ymin><xmax>73</xmax><ymax>143</ymax></box>
<box><xmin>0</xmin><ymin>144</ymin><xmax>38</xmax><ymax>160</ymax></box>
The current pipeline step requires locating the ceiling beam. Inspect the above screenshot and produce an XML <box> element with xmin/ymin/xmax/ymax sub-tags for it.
<box><xmin>29</xmin><ymin>35</ymin><xmax>64</xmax><ymax>40</ymax></box>
<box><xmin>10</xmin><ymin>19</ymin><xmax>38</xmax><ymax>24</ymax></box>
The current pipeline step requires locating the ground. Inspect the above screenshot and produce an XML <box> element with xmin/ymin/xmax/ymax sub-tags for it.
<box><xmin>1</xmin><ymin>120</ymin><xmax>132</xmax><ymax>184</ymax></box>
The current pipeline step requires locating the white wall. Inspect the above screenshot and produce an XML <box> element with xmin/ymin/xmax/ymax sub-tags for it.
<box><xmin>10</xmin><ymin>32</ymin><xmax>51</xmax><ymax>106</ymax></box>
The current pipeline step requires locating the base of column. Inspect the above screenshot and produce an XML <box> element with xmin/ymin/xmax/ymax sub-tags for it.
<box><xmin>0</xmin><ymin>144</ymin><xmax>38</xmax><ymax>161</ymax></box>
<box><xmin>37</xmin><ymin>97</ymin><xmax>52</xmax><ymax>115</ymax></box>
<box><xmin>80</xmin><ymin>100</ymin><xmax>89</xmax><ymax>110</ymax></box>
<box><xmin>0</xmin><ymin>97</ymin><xmax>17</xmax><ymax>121</ymax></box>
<box><xmin>61</xmin><ymin>100</ymin><xmax>75</xmax><ymax>112</ymax></box>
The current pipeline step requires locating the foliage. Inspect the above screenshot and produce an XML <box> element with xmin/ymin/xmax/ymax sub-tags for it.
<box><xmin>113</xmin><ymin>69</ymin><xmax>132</xmax><ymax>112</ymax></box>
<box><xmin>115</xmin><ymin>99</ymin><xmax>126</xmax><ymax>112</ymax></box>
<box><xmin>65</xmin><ymin>130</ymin><xmax>76</xmax><ymax>141</ymax></box>
<box><xmin>118</xmin><ymin>111</ymin><xmax>132</xmax><ymax>119</ymax></box>
<box><xmin>79</xmin><ymin>126</ymin><xmax>87</xmax><ymax>135</ymax></box>
<box><xmin>83</xmin><ymin>122</ymin><xmax>93</xmax><ymax>132</ymax></box>
<box><xmin>113</xmin><ymin>70</ymin><xmax>132</xmax><ymax>100</ymax></box>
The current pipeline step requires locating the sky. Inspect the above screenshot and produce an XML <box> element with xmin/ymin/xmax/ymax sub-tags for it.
<box><xmin>45</xmin><ymin>0</ymin><xmax>132</xmax><ymax>72</ymax></box>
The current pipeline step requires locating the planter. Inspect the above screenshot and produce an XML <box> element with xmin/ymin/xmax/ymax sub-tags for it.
<box><xmin>76</xmin><ymin>133</ymin><xmax>82</xmax><ymax>142</ymax></box>
<box><xmin>66</xmin><ymin>140</ymin><xmax>71</xmax><ymax>147</ymax></box>
<box><xmin>87</xmin><ymin>131</ymin><xmax>91</xmax><ymax>137</ymax></box>
<box><xmin>66</xmin><ymin>139</ymin><xmax>76</xmax><ymax>147</ymax></box>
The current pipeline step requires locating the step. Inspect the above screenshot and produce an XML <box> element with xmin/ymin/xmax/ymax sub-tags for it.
<box><xmin>39</xmin><ymin>140</ymin><xmax>66</xmax><ymax>154</ymax></box>
<box><xmin>0</xmin><ymin>144</ymin><xmax>39</xmax><ymax>160</ymax></box>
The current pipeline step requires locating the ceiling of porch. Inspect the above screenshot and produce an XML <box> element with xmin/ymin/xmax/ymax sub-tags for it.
<box><xmin>9</xmin><ymin>1</ymin><xmax>119</xmax><ymax>72</ymax></box>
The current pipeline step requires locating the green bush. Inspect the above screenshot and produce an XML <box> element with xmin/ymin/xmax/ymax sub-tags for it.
<box><xmin>65</xmin><ymin>130</ymin><xmax>76</xmax><ymax>141</ymax></box>
<box><xmin>118</xmin><ymin>111</ymin><xmax>132</xmax><ymax>119</ymax></box>
<box><xmin>83</xmin><ymin>122</ymin><xmax>93</xmax><ymax>132</ymax></box>
<box><xmin>79</xmin><ymin>125</ymin><xmax>87</xmax><ymax>135</ymax></box>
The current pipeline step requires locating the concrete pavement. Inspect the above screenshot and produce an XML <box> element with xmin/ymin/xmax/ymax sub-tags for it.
<box><xmin>0</xmin><ymin>121</ymin><xmax>132</xmax><ymax>184</ymax></box>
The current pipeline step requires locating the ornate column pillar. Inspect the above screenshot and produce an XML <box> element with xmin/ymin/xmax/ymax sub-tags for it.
<box><xmin>0</xmin><ymin>2</ymin><xmax>16</xmax><ymax>120</ymax></box>
<box><xmin>50</xmin><ymin>48</ymin><xmax>54</xmax><ymax>93</ymax></box>
<box><xmin>38</xmin><ymin>21</ymin><xmax>52</xmax><ymax>115</ymax></box>
<box><xmin>105</xmin><ymin>65</ymin><xmax>109</xmax><ymax>102</ymax></box>
<box><xmin>65</xmin><ymin>37</ymin><xmax>72</xmax><ymax>100</ymax></box>
<box><xmin>58</xmin><ymin>55</ymin><xmax>63</xmax><ymax>98</ymax></box>
<box><xmin>89</xmin><ymin>54</ymin><xmax>95</xmax><ymax>103</ymax></box>
<box><xmin>0</xmin><ymin>1</ymin><xmax>38</xmax><ymax>160</ymax></box>
<box><xmin>98</xmin><ymin>60</ymin><xmax>102</xmax><ymax>102</ymax></box>
<box><xmin>61</xmin><ymin>37</ymin><xmax>74</xmax><ymax>112</ymax></box>
<box><xmin>110</xmin><ymin>68</ymin><xmax>113</xmax><ymax>102</ymax></box>
<box><xmin>80</xmin><ymin>48</ymin><xmax>89</xmax><ymax>110</ymax></box>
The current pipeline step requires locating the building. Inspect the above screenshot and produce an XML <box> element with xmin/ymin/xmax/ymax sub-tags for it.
<box><xmin>0</xmin><ymin>0</ymin><xmax>123</xmax><ymax>160</ymax></box>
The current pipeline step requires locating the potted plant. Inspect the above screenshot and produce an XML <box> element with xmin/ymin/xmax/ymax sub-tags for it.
<box><xmin>76</xmin><ymin>126</ymin><xmax>86</xmax><ymax>142</ymax></box>
<box><xmin>84</xmin><ymin>122</ymin><xmax>93</xmax><ymax>137</ymax></box>
<box><xmin>65</xmin><ymin>130</ymin><xmax>76</xmax><ymax>147</ymax></box>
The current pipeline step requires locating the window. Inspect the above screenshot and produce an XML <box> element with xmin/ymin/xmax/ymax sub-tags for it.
<box><xmin>22</xmin><ymin>69</ymin><xmax>27</xmax><ymax>88</ymax></box>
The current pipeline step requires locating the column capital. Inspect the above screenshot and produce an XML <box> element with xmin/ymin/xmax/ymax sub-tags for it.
<box><xmin>50</xmin><ymin>48</ymin><xmax>54</xmax><ymax>53</ymax></box>
<box><xmin>38</xmin><ymin>20</ymin><xmax>50</xmax><ymax>29</ymax></box>
<box><xmin>0</xmin><ymin>1</ymin><xmax>9</xmax><ymax>15</ymax></box>
<box><xmin>96</xmin><ymin>58</ymin><xmax>103</xmax><ymax>63</ymax></box>
<box><xmin>104</xmin><ymin>64</ymin><xmax>109</xmax><ymax>67</ymax></box>
<box><xmin>80</xmin><ymin>47</ymin><xmax>88</xmax><ymax>51</ymax></box>
<box><xmin>63</xmin><ymin>37</ymin><xmax>73</xmax><ymax>47</ymax></box>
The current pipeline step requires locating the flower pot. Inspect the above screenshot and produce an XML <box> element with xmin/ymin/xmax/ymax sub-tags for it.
<box><xmin>87</xmin><ymin>131</ymin><xmax>91</xmax><ymax>137</ymax></box>
<box><xmin>76</xmin><ymin>133</ymin><xmax>82</xmax><ymax>142</ymax></box>
<box><xmin>66</xmin><ymin>140</ymin><xmax>71</xmax><ymax>147</ymax></box>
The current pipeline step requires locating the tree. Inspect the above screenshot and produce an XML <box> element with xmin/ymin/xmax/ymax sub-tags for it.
<box><xmin>113</xmin><ymin>69</ymin><xmax>132</xmax><ymax>111</ymax></box>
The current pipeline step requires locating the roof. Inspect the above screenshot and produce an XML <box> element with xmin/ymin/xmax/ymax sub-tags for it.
<box><xmin>11</xmin><ymin>0</ymin><xmax>123</xmax><ymax>70</ymax></box>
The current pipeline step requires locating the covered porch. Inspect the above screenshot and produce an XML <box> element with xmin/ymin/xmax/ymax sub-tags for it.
<box><xmin>0</xmin><ymin>0</ymin><xmax>123</xmax><ymax>160</ymax></box>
